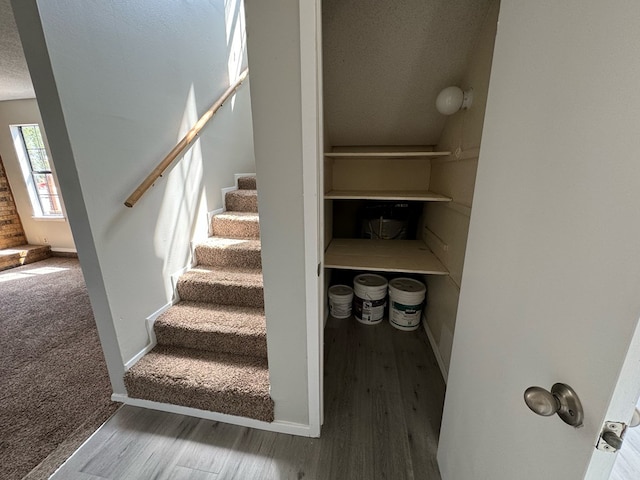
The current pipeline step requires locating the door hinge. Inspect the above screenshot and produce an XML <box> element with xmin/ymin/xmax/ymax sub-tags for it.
<box><xmin>317</xmin><ymin>262</ymin><xmax>321</xmax><ymax>277</ymax></box>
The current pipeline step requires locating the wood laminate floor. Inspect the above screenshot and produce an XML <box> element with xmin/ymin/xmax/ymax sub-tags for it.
<box><xmin>52</xmin><ymin>317</ymin><xmax>445</xmax><ymax>480</ymax></box>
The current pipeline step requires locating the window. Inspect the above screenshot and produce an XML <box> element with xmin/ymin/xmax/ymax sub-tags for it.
<box><xmin>11</xmin><ymin>124</ymin><xmax>63</xmax><ymax>217</ymax></box>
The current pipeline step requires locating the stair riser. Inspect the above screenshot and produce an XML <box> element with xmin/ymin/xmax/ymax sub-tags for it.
<box><xmin>211</xmin><ymin>218</ymin><xmax>260</xmax><ymax>239</ymax></box>
<box><xmin>237</xmin><ymin>176</ymin><xmax>257</xmax><ymax>190</ymax></box>
<box><xmin>177</xmin><ymin>281</ymin><xmax>264</xmax><ymax>309</ymax></box>
<box><xmin>155</xmin><ymin>326</ymin><xmax>267</xmax><ymax>358</ymax></box>
<box><xmin>225</xmin><ymin>191</ymin><xmax>258</xmax><ymax>212</ymax></box>
<box><xmin>124</xmin><ymin>376</ymin><xmax>274</xmax><ymax>423</ymax></box>
<box><xmin>195</xmin><ymin>246</ymin><xmax>262</xmax><ymax>269</ymax></box>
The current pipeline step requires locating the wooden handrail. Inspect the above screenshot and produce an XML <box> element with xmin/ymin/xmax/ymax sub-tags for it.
<box><xmin>124</xmin><ymin>68</ymin><xmax>249</xmax><ymax>208</ymax></box>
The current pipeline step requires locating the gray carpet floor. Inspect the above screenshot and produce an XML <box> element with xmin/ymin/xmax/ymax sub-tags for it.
<box><xmin>0</xmin><ymin>257</ymin><xmax>118</xmax><ymax>480</ymax></box>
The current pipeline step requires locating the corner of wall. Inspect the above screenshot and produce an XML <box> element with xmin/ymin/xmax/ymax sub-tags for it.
<box><xmin>423</xmin><ymin>0</ymin><xmax>500</xmax><ymax>382</ymax></box>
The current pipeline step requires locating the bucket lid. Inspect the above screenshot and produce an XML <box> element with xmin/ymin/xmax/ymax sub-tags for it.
<box><xmin>354</xmin><ymin>274</ymin><xmax>388</xmax><ymax>289</ymax></box>
<box><xmin>389</xmin><ymin>277</ymin><xmax>426</xmax><ymax>294</ymax></box>
<box><xmin>329</xmin><ymin>285</ymin><xmax>353</xmax><ymax>297</ymax></box>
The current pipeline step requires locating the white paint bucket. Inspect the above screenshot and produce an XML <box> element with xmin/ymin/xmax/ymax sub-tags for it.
<box><xmin>388</xmin><ymin>278</ymin><xmax>426</xmax><ymax>331</ymax></box>
<box><xmin>328</xmin><ymin>285</ymin><xmax>354</xmax><ymax>319</ymax></box>
<box><xmin>353</xmin><ymin>274</ymin><xmax>388</xmax><ymax>325</ymax></box>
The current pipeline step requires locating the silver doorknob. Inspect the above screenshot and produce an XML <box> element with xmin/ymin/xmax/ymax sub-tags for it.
<box><xmin>631</xmin><ymin>407</ymin><xmax>640</xmax><ymax>428</ymax></box>
<box><xmin>524</xmin><ymin>383</ymin><xmax>584</xmax><ymax>427</ymax></box>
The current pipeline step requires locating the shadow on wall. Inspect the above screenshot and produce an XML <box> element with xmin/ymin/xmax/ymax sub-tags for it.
<box><xmin>152</xmin><ymin>0</ymin><xmax>250</xmax><ymax>302</ymax></box>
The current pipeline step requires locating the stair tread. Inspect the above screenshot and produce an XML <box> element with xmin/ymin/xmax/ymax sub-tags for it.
<box><xmin>128</xmin><ymin>345</ymin><xmax>270</xmax><ymax>386</ymax></box>
<box><xmin>180</xmin><ymin>266</ymin><xmax>263</xmax><ymax>286</ymax></box>
<box><xmin>0</xmin><ymin>244</ymin><xmax>51</xmax><ymax>257</ymax></box>
<box><xmin>211</xmin><ymin>212</ymin><xmax>260</xmax><ymax>239</ymax></box>
<box><xmin>155</xmin><ymin>302</ymin><xmax>267</xmax><ymax>357</ymax></box>
<box><xmin>214</xmin><ymin>211</ymin><xmax>260</xmax><ymax>221</ymax></box>
<box><xmin>125</xmin><ymin>345</ymin><xmax>273</xmax><ymax>422</ymax></box>
<box><xmin>227</xmin><ymin>189</ymin><xmax>257</xmax><ymax>198</ymax></box>
<box><xmin>225</xmin><ymin>189</ymin><xmax>258</xmax><ymax>213</ymax></box>
<box><xmin>177</xmin><ymin>266</ymin><xmax>264</xmax><ymax>308</ymax></box>
<box><xmin>194</xmin><ymin>237</ymin><xmax>262</xmax><ymax>268</ymax></box>
<box><xmin>196</xmin><ymin>237</ymin><xmax>261</xmax><ymax>252</ymax></box>
<box><xmin>157</xmin><ymin>301</ymin><xmax>265</xmax><ymax>336</ymax></box>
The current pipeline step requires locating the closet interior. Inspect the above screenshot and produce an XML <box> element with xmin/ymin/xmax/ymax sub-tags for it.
<box><xmin>321</xmin><ymin>0</ymin><xmax>499</xmax><ymax>378</ymax></box>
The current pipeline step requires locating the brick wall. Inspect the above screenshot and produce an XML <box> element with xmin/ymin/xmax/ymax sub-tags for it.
<box><xmin>0</xmin><ymin>154</ymin><xmax>27</xmax><ymax>249</ymax></box>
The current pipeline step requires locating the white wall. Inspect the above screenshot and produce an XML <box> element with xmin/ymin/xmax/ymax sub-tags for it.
<box><xmin>0</xmin><ymin>99</ymin><xmax>76</xmax><ymax>251</ymax></box>
<box><xmin>13</xmin><ymin>0</ymin><xmax>255</xmax><ymax>377</ymax></box>
<box><xmin>244</xmin><ymin>0</ymin><xmax>310</xmax><ymax>425</ymax></box>
<box><xmin>423</xmin><ymin>0</ymin><xmax>499</xmax><ymax>377</ymax></box>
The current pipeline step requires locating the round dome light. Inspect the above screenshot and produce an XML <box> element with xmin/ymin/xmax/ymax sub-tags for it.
<box><xmin>436</xmin><ymin>86</ymin><xmax>473</xmax><ymax>115</ymax></box>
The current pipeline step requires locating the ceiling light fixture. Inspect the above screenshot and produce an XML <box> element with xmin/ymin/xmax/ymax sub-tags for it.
<box><xmin>435</xmin><ymin>86</ymin><xmax>473</xmax><ymax>115</ymax></box>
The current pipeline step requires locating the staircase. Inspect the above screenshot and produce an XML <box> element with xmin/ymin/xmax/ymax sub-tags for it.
<box><xmin>124</xmin><ymin>176</ymin><xmax>274</xmax><ymax>423</ymax></box>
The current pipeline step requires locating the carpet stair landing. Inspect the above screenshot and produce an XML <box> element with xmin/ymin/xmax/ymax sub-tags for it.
<box><xmin>125</xmin><ymin>175</ymin><xmax>274</xmax><ymax>423</ymax></box>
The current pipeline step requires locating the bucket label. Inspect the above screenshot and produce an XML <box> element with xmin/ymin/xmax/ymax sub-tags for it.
<box><xmin>390</xmin><ymin>301</ymin><xmax>423</xmax><ymax>327</ymax></box>
<box><xmin>392</xmin><ymin>302</ymin><xmax>420</xmax><ymax>313</ymax></box>
<box><xmin>354</xmin><ymin>296</ymin><xmax>386</xmax><ymax>323</ymax></box>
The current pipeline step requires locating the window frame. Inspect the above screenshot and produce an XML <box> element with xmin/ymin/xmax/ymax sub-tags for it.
<box><xmin>10</xmin><ymin>123</ymin><xmax>64</xmax><ymax>219</ymax></box>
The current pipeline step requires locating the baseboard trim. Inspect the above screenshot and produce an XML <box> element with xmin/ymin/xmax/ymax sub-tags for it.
<box><xmin>423</xmin><ymin>317</ymin><xmax>448</xmax><ymax>383</ymax></box>
<box><xmin>123</xmin><ymin>301</ymin><xmax>173</xmax><ymax>371</ymax></box>
<box><xmin>110</xmin><ymin>394</ymin><xmax>314</xmax><ymax>437</ymax></box>
<box><xmin>50</xmin><ymin>247</ymin><xmax>77</xmax><ymax>253</ymax></box>
<box><xmin>50</xmin><ymin>250</ymin><xmax>78</xmax><ymax>258</ymax></box>
<box><xmin>123</xmin><ymin>343</ymin><xmax>155</xmax><ymax>372</ymax></box>
<box><xmin>220</xmin><ymin>186</ymin><xmax>237</xmax><ymax>213</ymax></box>
<box><xmin>171</xmin><ymin>264</ymin><xmax>193</xmax><ymax>302</ymax></box>
<box><xmin>207</xmin><ymin>207</ymin><xmax>224</xmax><ymax>236</ymax></box>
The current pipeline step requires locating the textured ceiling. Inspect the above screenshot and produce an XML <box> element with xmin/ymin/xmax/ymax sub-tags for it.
<box><xmin>2</xmin><ymin>0</ymin><xmax>494</xmax><ymax>137</ymax></box>
<box><xmin>323</xmin><ymin>0</ymin><xmax>493</xmax><ymax>146</ymax></box>
<box><xmin>0</xmin><ymin>0</ymin><xmax>35</xmax><ymax>101</ymax></box>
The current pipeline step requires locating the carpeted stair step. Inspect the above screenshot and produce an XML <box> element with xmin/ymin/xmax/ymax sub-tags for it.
<box><xmin>124</xmin><ymin>345</ymin><xmax>274</xmax><ymax>422</ymax></box>
<box><xmin>154</xmin><ymin>301</ymin><xmax>267</xmax><ymax>358</ymax></box>
<box><xmin>0</xmin><ymin>244</ymin><xmax>51</xmax><ymax>272</ymax></box>
<box><xmin>225</xmin><ymin>189</ymin><xmax>258</xmax><ymax>213</ymax></box>
<box><xmin>177</xmin><ymin>266</ymin><xmax>264</xmax><ymax>308</ymax></box>
<box><xmin>237</xmin><ymin>176</ymin><xmax>257</xmax><ymax>190</ymax></box>
<box><xmin>195</xmin><ymin>238</ymin><xmax>261</xmax><ymax>269</ymax></box>
<box><xmin>211</xmin><ymin>211</ymin><xmax>260</xmax><ymax>239</ymax></box>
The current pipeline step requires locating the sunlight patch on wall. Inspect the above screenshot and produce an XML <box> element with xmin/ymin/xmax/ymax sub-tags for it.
<box><xmin>153</xmin><ymin>83</ymin><xmax>208</xmax><ymax>300</ymax></box>
<box><xmin>225</xmin><ymin>0</ymin><xmax>247</xmax><ymax>108</ymax></box>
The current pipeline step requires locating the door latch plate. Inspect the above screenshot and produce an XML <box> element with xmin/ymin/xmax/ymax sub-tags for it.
<box><xmin>596</xmin><ymin>421</ymin><xmax>625</xmax><ymax>452</ymax></box>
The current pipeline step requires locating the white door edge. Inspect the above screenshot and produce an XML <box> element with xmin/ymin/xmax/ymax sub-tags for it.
<box><xmin>299</xmin><ymin>0</ymin><xmax>324</xmax><ymax>437</ymax></box>
<box><xmin>585</xmin><ymin>315</ymin><xmax>640</xmax><ymax>479</ymax></box>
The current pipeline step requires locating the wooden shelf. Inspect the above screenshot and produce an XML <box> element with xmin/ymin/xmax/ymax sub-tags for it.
<box><xmin>324</xmin><ymin>239</ymin><xmax>448</xmax><ymax>275</ymax></box>
<box><xmin>325</xmin><ymin>151</ymin><xmax>450</xmax><ymax>159</ymax></box>
<box><xmin>325</xmin><ymin>190</ymin><xmax>451</xmax><ymax>202</ymax></box>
